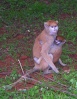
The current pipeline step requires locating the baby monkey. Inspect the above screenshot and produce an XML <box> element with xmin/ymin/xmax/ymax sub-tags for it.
<box><xmin>34</xmin><ymin>35</ymin><xmax>66</xmax><ymax>68</ymax></box>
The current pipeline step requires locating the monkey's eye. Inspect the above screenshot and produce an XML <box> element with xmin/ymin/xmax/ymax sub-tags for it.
<box><xmin>55</xmin><ymin>25</ymin><xmax>57</xmax><ymax>27</ymax></box>
<box><xmin>55</xmin><ymin>40</ymin><xmax>61</xmax><ymax>45</ymax></box>
<box><xmin>59</xmin><ymin>40</ymin><xmax>62</xmax><ymax>42</ymax></box>
<box><xmin>50</xmin><ymin>25</ymin><xmax>57</xmax><ymax>28</ymax></box>
<box><xmin>50</xmin><ymin>26</ymin><xmax>54</xmax><ymax>28</ymax></box>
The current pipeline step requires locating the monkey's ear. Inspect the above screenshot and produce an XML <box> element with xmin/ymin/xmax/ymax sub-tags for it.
<box><xmin>56</xmin><ymin>21</ymin><xmax>58</xmax><ymax>24</ymax></box>
<box><xmin>44</xmin><ymin>22</ymin><xmax>48</xmax><ymax>28</ymax></box>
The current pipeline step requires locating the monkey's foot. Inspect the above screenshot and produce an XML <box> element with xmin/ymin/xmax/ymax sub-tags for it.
<box><xmin>43</xmin><ymin>69</ymin><xmax>54</xmax><ymax>75</ymax></box>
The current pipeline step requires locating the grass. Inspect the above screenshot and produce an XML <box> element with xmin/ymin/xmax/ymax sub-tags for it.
<box><xmin>0</xmin><ymin>0</ymin><xmax>77</xmax><ymax>99</ymax></box>
<box><xmin>0</xmin><ymin>87</ymin><xmax>73</xmax><ymax>99</ymax></box>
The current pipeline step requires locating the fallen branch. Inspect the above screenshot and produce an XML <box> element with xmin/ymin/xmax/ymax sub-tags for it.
<box><xmin>2</xmin><ymin>74</ymin><xmax>42</xmax><ymax>90</ymax></box>
<box><xmin>18</xmin><ymin>59</ymin><xmax>25</xmax><ymax>75</ymax></box>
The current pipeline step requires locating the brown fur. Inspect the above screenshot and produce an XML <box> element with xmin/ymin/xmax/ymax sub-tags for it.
<box><xmin>49</xmin><ymin>36</ymin><xmax>66</xmax><ymax>63</ymax></box>
<box><xmin>27</xmin><ymin>21</ymin><xmax>67</xmax><ymax>75</ymax></box>
<box><xmin>33</xmin><ymin>20</ymin><xmax>59</xmax><ymax>73</ymax></box>
<box><xmin>34</xmin><ymin>35</ymin><xmax>66</xmax><ymax>64</ymax></box>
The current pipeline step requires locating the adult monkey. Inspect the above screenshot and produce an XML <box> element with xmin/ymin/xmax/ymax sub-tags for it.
<box><xmin>27</xmin><ymin>20</ymin><xmax>59</xmax><ymax>75</ymax></box>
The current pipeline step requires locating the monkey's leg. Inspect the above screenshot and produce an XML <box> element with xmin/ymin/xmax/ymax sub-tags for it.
<box><xmin>26</xmin><ymin>64</ymin><xmax>40</xmax><ymax>76</ymax></box>
<box><xmin>34</xmin><ymin>56</ymin><xmax>42</xmax><ymax>64</ymax></box>
<box><xmin>43</xmin><ymin>54</ymin><xmax>55</xmax><ymax>74</ymax></box>
<box><xmin>42</xmin><ymin>54</ymin><xmax>59</xmax><ymax>73</ymax></box>
<box><xmin>42</xmin><ymin>55</ymin><xmax>54</xmax><ymax>75</ymax></box>
<box><xmin>34</xmin><ymin>54</ymin><xmax>53</xmax><ymax>65</ymax></box>
<box><xmin>48</xmin><ymin>54</ymin><xmax>53</xmax><ymax>60</ymax></box>
<box><xmin>43</xmin><ymin>66</ymin><xmax>54</xmax><ymax>75</ymax></box>
<box><xmin>59</xmin><ymin>58</ymin><xmax>67</xmax><ymax>66</ymax></box>
<box><xmin>41</xmin><ymin>42</ymin><xmax>59</xmax><ymax>73</ymax></box>
<box><xmin>41</xmin><ymin>52</ymin><xmax>59</xmax><ymax>73</ymax></box>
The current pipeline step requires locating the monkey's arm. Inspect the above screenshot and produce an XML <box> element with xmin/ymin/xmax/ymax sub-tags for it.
<box><xmin>41</xmin><ymin>42</ymin><xmax>59</xmax><ymax>73</ymax></box>
<box><xmin>34</xmin><ymin>56</ymin><xmax>42</xmax><ymax>64</ymax></box>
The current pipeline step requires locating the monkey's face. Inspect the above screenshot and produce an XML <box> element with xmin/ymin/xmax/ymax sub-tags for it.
<box><xmin>55</xmin><ymin>39</ymin><xmax>62</xmax><ymax>45</ymax></box>
<box><xmin>55</xmin><ymin>36</ymin><xmax>66</xmax><ymax>45</ymax></box>
<box><xmin>49</xmin><ymin>25</ymin><xmax>58</xmax><ymax>35</ymax></box>
<box><xmin>44</xmin><ymin>20</ymin><xmax>58</xmax><ymax>36</ymax></box>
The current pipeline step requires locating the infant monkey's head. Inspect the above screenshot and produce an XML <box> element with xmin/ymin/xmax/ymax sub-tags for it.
<box><xmin>54</xmin><ymin>36</ymin><xmax>66</xmax><ymax>45</ymax></box>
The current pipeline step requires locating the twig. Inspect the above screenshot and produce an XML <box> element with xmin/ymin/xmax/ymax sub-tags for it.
<box><xmin>18</xmin><ymin>59</ymin><xmax>25</xmax><ymax>75</ymax></box>
<box><xmin>2</xmin><ymin>74</ymin><xmax>42</xmax><ymax>90</ymax></box>
<box><xmin>9</xmin><ymin>76</ymin><xmax>24</xmax><ymax>87</ymax></box>
<box><xmin>18</xmin><ymin>59</ymin><xmax>27</xmax><ymax>81</ymax></box>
